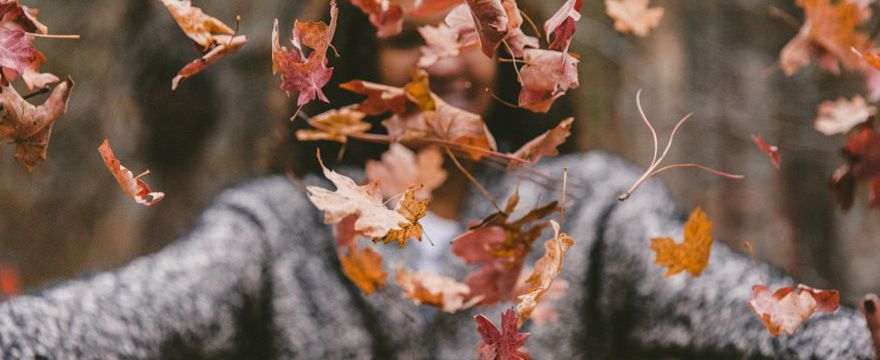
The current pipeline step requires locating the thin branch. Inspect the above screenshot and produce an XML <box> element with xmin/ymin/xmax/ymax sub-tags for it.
<box><xmin>444</xmin><ymin>146</ymin><xmax>504</xmax><ymax>213</ymax></box>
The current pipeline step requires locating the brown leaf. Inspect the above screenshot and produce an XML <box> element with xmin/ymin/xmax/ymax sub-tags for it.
<box><xmin>172</xmin><ymin>34</ymin><xmax>247</xmax><ymax>90</ymax></box>
<box><xmin>748</xmin><ymin>284</ymin><xmax>840</xmax><ymax>336</ymax></box>
<box><xmin>339</xmin><ymin>244</ymin><xmax>387</xmax><ymax>295</ymax></box>
<box><xmin>365</xmin><ymin>143</ymin><xmax>448</xmax><ymax>199</ymax></box>
<box><xmin>510</xmin><ymin>117</ymin><xmax>573</xmax><ymax>168</ymax></box>
<box><xmin>340</xmin><ymin>79</ymin><xmax>408</xmax><ymax>116</ymax></box>
<box><xmin>545</xmin><ymin>0</ymin><xmax>583</xmax><ymax>51</ymax></box>
<box><xmin>465</xmin><ymin>0</ymin><xmax>509</xmax><ymax>57</ymax></box>
<box><xmin>396</xmin><ymin>266</ymin><xmax>476</xmax><ymax>312</ymax></box>
<box><xmin>295</xmin><ymin>107</ymin><xmax>371</xmax><ymax>143</ymax></box>
<box><xmin>605</xmin><ymin>0</ymin><xmax>664</xmax><ymax>37</ymax></box>
<box><xmin>514</xmin><ymin>220</ymin><xmax>574</xmax><ymax>325</ymax></box>
<box><xmin>650</xmin><ymin>207</ymin><xmax>713</xmax><ymax>277</ymax></box>
<box><xmin>98</xmin><ymin>139</ymin><xmax>165</xmax><ymax>206</ymax></box>
<box><xmin>375</xmin><ymin>186</ymin><xmax>429</xmax><ymax>247</ymax></box>
<box><xmin>0</xmin><ymin>78</ymin><xmax>73</xmax><ymax>171</ymax></box>
<box><xmin>814</xmin><ymin>95</ymin><xmax>876</xmax><ymax>136</ymax></box>
<box><xmin>518</xmin><ymin>49</ymin><xmax>580</xmax><ymax>113</ymax></box>
<box><xmin>350</xmin><ymin>0</ymin><xmax>405</xmax><ymax>38</ymax></box>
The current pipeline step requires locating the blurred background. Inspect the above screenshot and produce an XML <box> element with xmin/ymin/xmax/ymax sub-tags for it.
<box><xmin>1</xmin><ymin>0</ymin><xmax>878</xmax><ymax>305</ymax></box>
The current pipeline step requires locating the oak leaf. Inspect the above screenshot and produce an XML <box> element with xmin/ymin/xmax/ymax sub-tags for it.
<box><xmin>306</xmin><ymin>153</ymin><xmax>407</xmax><ymax>238</ymax></box>
<box><xmin>272</xmin><ymin>0</ymin><xmax>338</xmax><ymax>106</ymax></box>
<box><xmin>396</xmin><ymin>266</ymin><xmax>476</xmax><ymax>312</ymax></box>
<box><xmin>0</xmin><ymin>78</ymin><xmax>72</xmax><ymax>171</ymax></box>
<box><xmin>514</xmin><ymin>220</ymin><xmax>574</xmax><ymax>325</ymax></box>
<box><xmin>510</xmin><ymin>117</ymin><xmax>573</xmax><ymax>168</ymax></box>
<box><xmin>295</xmin><ymin>107</ymin><xmax>371</xmax><ymax>143</ymax></box>
<box><xmin>545</xmin><ymin>0</ymin><xmax>583</xmax><ymax>51</ymax></box>
<box><xmin>375</xmin><ymin>186</ymin><xmax>429</xmax><ymax>247</ymax></box>
<box><xmin>365</xmin><ymin>143</ymin><xmax>448</xmax><ymax>199</ymax></box>
<box><xmin>518</xmin><ymin>49</ymin><xmax>580</xmax><ymax>113</ymax></box>
<box><xmin>339</xmin><ymin>244</ymin><xmax>387</xmax><ymax>295</ymax></box>
<box><xmin>98</xmin><ymin>139</ymin><xmax>165</xmax><ymax>206</ymax></box>
<box><xmin>814</xmin><ymin>95</ymin><xmax>876</xmax><ymax>136</ymax></box>
<box><xmin>604</xmin><ymin>0</ymin><xmax>664</xmax><ymax>37</ymax></box>
<box><xmin>751</xmin><ymin>134</ymin><xmax>781</xmax><ymax>170</ymax></box>
<box><xmin>474</xmin><ymin>308</ymin><xmax>531</xmax><ymax>360</ymax></box>
<box><xmin>650</xmin><ymin>207</ymin><xmax>714</xmax><ymax>277</ymax></box>
<box><xmin>748</xmin><ymin>284</ymin><xmax>840</xmax><ymax>336</ymax></box>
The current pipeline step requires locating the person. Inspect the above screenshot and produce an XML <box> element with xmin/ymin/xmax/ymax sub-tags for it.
<box><xmin>0</xmin><ymin>2</ymin><xmax>878</xmax><ymax>359</ymax></box>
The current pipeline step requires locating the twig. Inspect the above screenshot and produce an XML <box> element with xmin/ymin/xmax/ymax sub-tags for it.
<box><xmin>25</xmin><ymin>32</ymin><xmax>80</xmax><ymax>40</ymax></box>
<box><xmin>444</xmin><ymin>146</ymin><xmax>504</xmax><ymax>213</ymax></box>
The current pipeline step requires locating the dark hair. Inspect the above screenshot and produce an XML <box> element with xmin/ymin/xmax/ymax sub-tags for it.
<box><xmin>261</xmin><ymin>1</ymin><xmax>579</xmax><ymax>175</ymax></box>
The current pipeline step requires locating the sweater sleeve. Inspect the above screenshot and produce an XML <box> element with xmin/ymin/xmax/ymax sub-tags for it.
<box><xmin>468</xmin><ymin>152</ymin><xmax>875</xmax><ymax>359</ymax></box>
<box><xmin>0</xmin><ymin>176</ymin><xmax>315</xmax><ymax>360</ymax></box>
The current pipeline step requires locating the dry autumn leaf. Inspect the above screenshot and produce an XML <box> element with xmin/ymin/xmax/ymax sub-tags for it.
<box><xmin>0</xmin><ymin>77</ymin><xmax>73</xmax><ymax>171</ymax></box>
<box><xmin>650</xmin><ymin>207</ymin><xmax>714</xmax><ymax>277</ymax></box>
<box><xmin>350</xmin><ymin>0</ymin><xmax>405</xmax><ymax>38</ymax></box>
<box><xmin>605</xmin><ymin>0</ymin><xmax>664</xmax><ymax>37</ymax></box>
<box><xmin>306</xmin><ymin>152</ymin><xmax>408</xmax><ymax>238</ymax></box>
<box><xmin>295</xmin><ymin>107</ymin><xmax>371</xmax><ymax>143</ymax></box>
<box><xmin>474</xmin><ymin>308</ymin><xmax>530</xmax><ymax>360</ymax></box>
<box><xmin>396</xmin><ymin>266</ymin><xmax>476</xmax><ymax>313</ymax></box>
<box><xmin>779</xmin><ymin>0</ymin><xmax>871</xmax><ymax>76</ymax></box>
<box><xmin>272</xmin><ymin>0</ymin><xmax>338</xmax><ymax>106</ymax></box>
<box><xmin>465</xmin><ymin>0</ymin><xmax>509</xmax><ymax>57</ymax></box>
<box><xmin>514</xmin><ymin>220</ymin><xmax>574</xmax><ymax>326</ymax></box>
<box><xmin>748</xmin><ymin>284</ymin><xmax>840</xmax><ymax>336</ymax></box>
<box><xmin>545</xmin><ymin>0</ymin><xmax>583</xmax><ymax>51</ymax></box>
<box><xmin>510</xmin><ymin>117</ymin><xmax>574</xmax><ymax>168</ymax></box>
<box><xmin>831</xmin><ymin>126</ymin><xmax>880</xmax><ymax>209</ymax></box>
<box><xmin>365</xmin><ymin>143</ymin><xmax>448</xmax><ymax>199</ymax></box>
<box><xmin>0</xmin><ymin>0</ymin><xmax>58</xmax><ymax>90</ymax></box>
<box><xmin>339</xmin><ymin>79</ymin><xmax>408</xmax><ymax>116</ymax></box>
<box><xmin>98</xmin><ymin>139</ymin><xmax>165</xmax><ymax>207</ymax></box>
<box><xmin>159</xmin><ymin>0</ymin><xmax>248</xmax><ymax>90</ymax></box>
<box><xmin>751</xmin><ymin>134</ymin><xmax>781</xmax><ymax>170</ymax></box>
<box><xmin>518</xmin><ymin>49</ymin><xmax>580</xmax><ymax>113</ymax></box>
<box><xmin>375</xmin><ymin>186</ymin><xmax>429</xmax><ymax>247</ymax></box>
<box><xmin>499</xmin><ymin>0</ymin><xmax>538</xmax><ymax>57</ymax></box>
<box><xmin>339</xmin><ymin>243</ymin><xmax>387</xmax><ymax>295</ymax></box>
<box><xmin>814</xmin><ymin>95</ymin><xmax>876</xmax><ymax>136</ymax></box>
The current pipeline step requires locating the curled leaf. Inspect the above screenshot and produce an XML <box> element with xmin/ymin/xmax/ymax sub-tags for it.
<box><xmin>0</xmin><ymin>78</ymin><xmax>73</xmax><ymax>171</ymax></box>
<box><xmin>365</xmin><ymin>143</ymin><xmax>448</xmax><ymax>199</ymax></box>
<box><xmin>518</xmin><ymin>49</ymin><xmax>580</xmax><ymax>113</ymax></box>
<box><xmin>465</xmin><ymin>0</ymin><xmax>509</xmax><ymax>57</ymax></box>
<box><xmin>650</xmin><ymin>207</ymin><xmax>713</xmax><ymax>277</ymax></box>
<box><xmin>339</xmin><ymin>244</ymin><xmax>387</xmax><ymax>295</ymax></box>
<box><xmin>396</xmin><ymin>266</ymin><xmax>475</xmax><ymax>312</ymax></box>
<box><xmin>748</xmin><ymin>284</ymin><xmax>840</xmax><ymax>336</ymax></box>
<box><xmin>296</xmin><ymin>107</ymin><xmax>371</xmax><ymax>143</ymax></box>
<box><xmin>98</xmin><ymin>139</ymin><xmax>165</xmax><ymax>206</ymax></box>
<box><xmin>814</xmin><ymin>95</ymin><xmax>876</xmax><ymax>136</ymax></box>
<box><xmin>751</xmin><ymin>134</ymin><xmax>781</xmax><ymax>170</ymax></box>
<box><xmin>604</xmin><ymin>0</ymin><xmax>664</xmax><ymax>37</ymax></box>
<box><xmin>545</xmin><ymin>0</ymin><xmax>583</xmax><ymax>51</ymax></box>
<box><xmin>0</xmin><ymin>1</ymin><xmax>57</xmax><ymax>90</ymax></box>
<box><xmin>510</xmin><ymin>117</ymin><xmax>573</xmax><ymax>168</ymax></box>
<box><xmin>514</xmin><ymin>220</ymin><xmax>574</xmax><ymax>326</ymax></box>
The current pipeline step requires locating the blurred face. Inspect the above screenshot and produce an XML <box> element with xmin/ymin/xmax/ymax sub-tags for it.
<box><xmin>377</xmin><ymin>25</ymin><xmax>498</xmax><ymax>114</ymax></box>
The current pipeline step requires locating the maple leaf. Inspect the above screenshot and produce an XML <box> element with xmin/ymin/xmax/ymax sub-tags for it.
<box><xmin>272</xmin><ymin>0</ymin><xmax>338</xmax><ymax>106</ymax></box>
<box><xmin>339</xmin><ymin>79</ymin><xmax>408</xmax><ymax>116</ymax></box>
<box><xmin>350</xmin><ymin>0</ymin><xmax>405</xmax><ymax>38</ymax></box>
<box><xmin>518</xmin><ymin>49</ymin><xmax>580</xmax><ymax>113</ymax></box>
<box><xmin>474</xmin><ymin>308</ymin><xmax>531</xmax><ymax>360</ymax></box>
<box><xmin>98</xmin><ymin>139</ymin><xmax>165</xmax><ymax>206</ymax></box>
<box><xmin>295</xmin><ymin>107</ymin><xmax>372</xmax><ymax>143</ymax></box>
<box><xmin>424</xmin><ymin>96</ymin><xmax>498</xmax><ymax>159</ymax></box>
<box><xmin>779</xmin><ymin>0</ymin><xmax>871</xmax><ymax>76</ymax></box>
<box><xmin>604</xmin><ymin>0</ymin><xmax>664</xmax><ymax>37</ymax></box>
<box><xmin>0</xmin><ymin>77</ymin><xmax>73</xmax><ymax>171</ymax></box>
<box><xmin>465</xmin><ymin>0</ymin><xmax>509</xmax><ymax>57</ymax></box>
<box><xmin>306</xmin><ymin>153</ymin><xmax>408</xmax><ymax>238</ymax></box>
<box><xmin>814</xmin><ymin>95</ymin><xmax>876</xmax><ymax>136</ymax></box>
<box><xmin>365</xmin><ymin>143</ymin><xmax>448</xmax><ymax>199</ymax></box>
<box><xmin>545</xmin><ymin>0</ymin><xmax>583</xmax><ymax>51</ymax></box>
<box><xmin>418</xmin><ymin>24</ymin><xmax>469</xmax><ymax>69</ymax></box>
<box><xmin>650</xmin><ymin>207</ymin><xmax>714</xmax><ymax>277</ymax></box>
<box><xmin>396</xmin><ymin>266</ymin><xmax>478</xmax><ymax>312</ymax></box>
<box><xmin>0</xmin><ymin>1</ymin><xmax>58</xmax><ymax>90</ymax></box>
<box><xmin>339</xmin><ymin>243</ymin><xmax>387</xmax><ymax>295</ymax></box>
<box><xmin>375</xmin><ymin>186</ymin><xmax>429</xmax><ymax>247</ymax></box>
<box><xmin>159</xmin><ymin>0</ymin><xmax>249</xmax><ymax>90</ymax></box>
<box><xmin>748</xmin><ymin>284</ymin><xmax>840</xmax><ymax>336</ymax></box>
<box><xmin>510</xmin><ymin>117</ymin><xmax>574</xmax><ymax>168</ymax></box>
<box><xmin>514</xmin><ymin>220</ymin><xmax>574</xmax><ymax>326</ymax></box>
<box><xmin>751</xmin><ymin>134</ymin><xmax>781</xmax><ymax>170</ymax></box>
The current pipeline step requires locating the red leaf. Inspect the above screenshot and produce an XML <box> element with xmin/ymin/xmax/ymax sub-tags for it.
<box><xmin>474</xmin><ymin>308</ymin><xmax>531</xmax><ymax>360</ymax></box>
<box><xmin>350</xmin><ymin>0</ymin><xmax>405</xmax><ymax>38</ymax></box>
<box><xmin>518</xmin><ymin>49</ymin><xmax>580</xmax><ymax>113</ymax></box>
<box><xmin>748</xmin><ymin>284</ymin><xmax>840</xmax><ymax>336</ymax></box>
<box><xmin>0</xmin><ymin>1</ymin><xmax>57</xmax><ymax>90</ymax></box>
<box><xmin>465</xmin><ymin>0</ymin><xmax>509</xmax><ymax>57</ymax></box>
<box><xmin>272</xmin><ymin>0</ymin><xmax>338</xmax><ymax>106</ymax></box>
<box><xmin>751</xmin><ymin>134</ymin><xmax>781</xmax><ymax>170</ymax></box>
<box><xmin>545</xmin><ymin>0</ymin><xmax>583</xmax><ymax>51</ymax></box>
<box><xmin>98</xmin><ymin>139</ymin><xmax>165</xmax><ymax>207</ymax></box>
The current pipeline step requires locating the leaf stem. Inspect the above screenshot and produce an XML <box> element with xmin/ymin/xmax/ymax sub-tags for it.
<box><xmin>25</xmin><ymin>32</ymin><xmax>80</xmax><ymax>40</ymax></box>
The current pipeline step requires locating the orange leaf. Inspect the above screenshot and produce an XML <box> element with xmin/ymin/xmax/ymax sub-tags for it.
<box><xmin>396</xmin><ymin>266</ymin><xmax>476</xmax><ymax>313</ymax></box>
<box><xmin>339</xmin><ymin>244</ymin><xmax>387</xmax><ymax>295</ymax></box>
<box><xmin>748</xmin><ymin>284</ymin><xmax>840</xmax><ymax>336</ymax></box>
<box><xmin>271</xmin><ymin>1</ymin><xmax>337</xmax><ymax>106</ymax></box>
<box><xmin>375</xmin><ymin>186</ymin><xmax>429</xmax><ymax>248</ymax></box>
<box><xmin>510</xmin><ymin>117</ymin><xmax>574</xmax><ymax>168</ymax></box>
<box><xmin>779</xmin><ymin>0</ymin><xmax>871</xmax><ymax>75</ymax></box>
<box><xmin>295</xmin><ymin>107</ymin><xmax>371</xmax><ymax>143</ymax></box>
<box><xmin>98</xmin><ymin>139</ymin><xmax>165</xmax><ymax>207</ymax></box>
<box><xmin>515</xmin><ymin>220</ymin><xmax>574</xmax><ymax>325</ymax></box>
<box><xmin>0</xmin><ymin>78</ymin><xmax>73</xmax><ymax>171</ymax></box>
<box><xmin>650</xmin><ymin>207</ymin><xmax>713</xmax><ymax>277</ymax></box>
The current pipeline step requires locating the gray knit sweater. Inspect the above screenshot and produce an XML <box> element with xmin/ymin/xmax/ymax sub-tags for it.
<box><xmin>0</xmin><ymin>152</ymin><xmax>873</xmax><ymax>359</ymax></box>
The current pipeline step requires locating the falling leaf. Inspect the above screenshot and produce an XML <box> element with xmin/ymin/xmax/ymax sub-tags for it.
<box><xmin>340</xmin><ymin>79</ymin><xmax>409</xmax><ymax>116</ymax></box>
<box><xmin>404</xmin><ymin>69</ymin><xmax>437</xmax><ymax>111</ymax></box>
<box><xmin>814</xmin><ymin>95</ymin><xmax>876</xmax><ymax>136</ymax></box>
<box><xmin>465</xmin><ymin>0</ymin><xmax>509</xmax><ymax>57</ymax></box>
<box><xmin>339</xmin><ymin>243</ymin><xmax>387</xmax><ymax>295</ymax></box>
<box><xmin>831</xmin><ymin>127</ymin><xmax>880</xmax><ymax>209</ymax></box>
<box><xmin>295</xmin><ymin>107</ymin><xmax>372</xmax><ymax>143</ymax></box>
<box><xmin>418</xmin><ymin>24</ymin><xmax>469</xmax><ymax>69</ymax></box>
<box><xmin>515</xmin><ymin>220</ymin><xmax>574</xmax><ymax>325</ymax></box>
<box><xmin>499</xmin><ymin>0</ymin><xmax>538</xmax><ymax>57</ymax></box>
<box><xmin>650</xmin><ymin>207</ymin><xmax>714</xmax><ymax>277</ymax></box>
<box><xmin>375</xmin><ymin>186</ymin><xmax>429</xmax><ymax>247</ymax></box>
<box><xmin>0</xmin><ymin>1</ymin><xmax>58</xmax><ymax>90</ymax></box>
<box><xmin>159</xmin><ymin>0</ymin><xmax>249</xmax><ymax>90</ymax></box>
<box><xmin>396</xmin><ymin>266</ymin><xmax>477</xmax><ymax>312</ymax></box>
<box><xmin>306</xmin><ymin>153</ymin><xmax>407</xmax><ymax>238</ymax></box>
<box><xmin>748</xmin><ymin>284</ymin><xmax>840</xmax><ymax>336</ymax></box>
<box><xmin>409</xmin><ymin>0</ymin><xmax>467</xmax><ymax>17</ymax></box>
<box><xmin>424</xmin><ymin>97</ymin><xmax>498</xmax><ymax>159</ymax></box>
<box><xmin>510</xmin><ymin>117</ymin><xmax>573</xmax><ymax>168</ymax></box>
<box><xmin>474</xmin><ymin>308</ymin><xmax>531</xmax><ymax>360</ymax></box>
<box><xmin>350</xmin><ymin>0</ymin><xmax>405</xmax><ymax>38</ymax></box>
<box><xmin>545</xmin><ymin>0</ymin><xmax>583</xmax><ymax>51</ymax></box>
<box><xmin>518</xmin><ymin>49</ymin><xmax>580</xmax><ymax>113</ymax></box>
<box><xmin>272</xmin><ymin>0</ymin><xmax>338</xmax><ymax>106</ymax></box>
<box><xmin>98</xmin><ymin>139</ymin><xmax>165</xmax><ymax>207</ymax></box>
<box><xmin>335</xmin><ymin>215</ymin><xmax>358</xmax><ymax>247</ymax></box>
<box><xmin>779</xmin><ymin>0</ymin><xmax>871</xmax><ymax>76</ymax></box>
<box><xmin>751</xmin><ymin>134</ymin><xmax>781</xmax><ymax>170</ymax></box>
<box><xmin>605</xmin><ymin>0</ymin><xmax>664</xmax><ymax>37</ymax></box>
<box><xmin>0</xmin><ymin>78</ymin><xmax>73</xmax><ymax>171</ymax></box>
<box><xmin>365</xmin><ymin>143</ymin><xmax>448</xmax><ymax>199</ymax></box>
